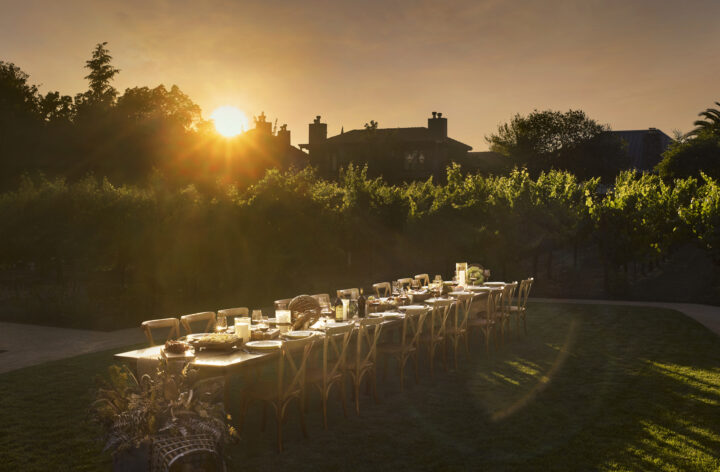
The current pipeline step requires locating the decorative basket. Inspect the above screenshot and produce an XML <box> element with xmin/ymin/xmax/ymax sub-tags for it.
<box><xmin>288</xmin><ymin>295</ymin><xmax>321</xmax><ymax>329</ymax></box>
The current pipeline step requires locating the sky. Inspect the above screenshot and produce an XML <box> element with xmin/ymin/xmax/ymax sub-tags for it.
<box><xmin>2</xmin><ymin>0</ymin><xmax>719</xmax><ymax>150</ymax></box>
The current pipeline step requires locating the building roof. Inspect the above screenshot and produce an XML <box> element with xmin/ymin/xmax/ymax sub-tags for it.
<box><xmin>609</xmin><ymin>129</ymin><xmax>673</xmax><ymax>170</ymax></box>
<box><xmin>325</xmin><ymin>127</ymin><xmax>472</xmax><ymax>151</ymax></box>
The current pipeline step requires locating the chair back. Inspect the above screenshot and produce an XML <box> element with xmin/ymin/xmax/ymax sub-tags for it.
<box><xmin>485</xmin><ymin>289</ymin><xmax>503</xmax><ymax>321</ymax></box>
<box><xmin>217</xmin><ymin>307</ymin><xmax>248</xmax><ymax>325</ymax></box>
<box><xmin>322</xmin><ymin>323</ymin><xmax>354</xmax><ymax>384</ymax></box>
<box><xmin>414</xmin><ymin>274</ymin><xmax>430</xmax><ymax>286</ymax></box>
<box><xmin>372</xmin><ymin>282</ymin><xmax>391</xmax><ymax>297</ymax></box>
<box><xmin>180</xmin><ymin>312</ymin><xmax>216</xmax><ymax>334</ymax></box>
<box><xmin>336</xmin><ymin>288</ymin><xmax>359</xmax><ymax>299</ymax></box>
<box><xmin>500</xmin><ymin>282</ymin><xmax>518</xmax><ymax>315</ymax></box>
<box><xmin>517</xmin><ymin>277</ymin><xmax>534</xmax><ymax>309</ymax></box>
<box><xmin>141</xmin><ymin>318</ymin><xmax>180</xmax><ymax>346</ymax></box>
<box><xmin>277</xmin><ymin>336</ymin><xmax>316</xmax><ymax>401</ymax></box>
<box><xmin>453</xmin><ymin>293</ymin><xmax>474</xmax><ymax>332</ymax></box>
<box><xmin>400</xmin><ymin>307</ymin><xmax>429</xmax><ymax>354</ymax></box>
<box><xmin>354</xmin><ymin>317</ymin><xmax>384</xmax><ymax>371</ymax></box>
<box><xmin>428</xmin><ymin>299</ymin><xmax>454</xmax><ymax>339</ymax></box>
<box><xmin>397</xmin><ymin>278</ymin><xmax>413</xmax><ymax>289</ymax></box>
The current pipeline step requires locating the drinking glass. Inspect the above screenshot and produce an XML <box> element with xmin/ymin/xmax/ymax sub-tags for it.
<box><xmin>252</xmin><ymin>309</ymin><xmax>263</xmax><ymax>324</ymax></box>
<box><xmin>215</xmin><ymin>316</ymin><xmax>227</xmax><ymax>332</ymax></box>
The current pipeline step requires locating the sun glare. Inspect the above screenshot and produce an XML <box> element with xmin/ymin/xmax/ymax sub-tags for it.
<box><xmin>210</xmin><ymin>106</ymin><xmax>249</xmax><ymax>137</ymax></box>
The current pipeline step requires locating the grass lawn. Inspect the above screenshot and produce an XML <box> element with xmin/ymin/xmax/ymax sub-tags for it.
<box><xmin>1</xmin><ymin>302</ymin><xmax>720</xmax><ymax>471</ymax></box>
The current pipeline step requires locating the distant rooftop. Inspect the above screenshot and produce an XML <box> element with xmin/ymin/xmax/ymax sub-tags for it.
<box><xmin>326</xmin><ymin>127</ymin><xmax>472</xmax><ymax>150</ymax></box>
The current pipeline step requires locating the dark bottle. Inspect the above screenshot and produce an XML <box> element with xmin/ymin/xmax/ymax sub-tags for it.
<box><xmin>358</xmin><ymin>288</ymin><xmax>366</xmax><ymax>318</ymax></box>
<box><xmin>334</xmin><ymin>296</ymin><xmax>344</xmax><ymax>321</ymax></box>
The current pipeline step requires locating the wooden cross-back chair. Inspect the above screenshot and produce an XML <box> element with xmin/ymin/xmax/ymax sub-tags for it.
<box><xmin>509</xmin><ymin>277</ymin><xmax>534</xmax><ymax>334</ymax></box>
<box><xmin>414</xmin><ymin>274</ymin><xmax>430</xmax><ymax>286</ymax></box>
<box><xmin>497</xmin><ymin>282</ymin><xmax>518</xmax><ymax>345</ymax></box>
<box><xmin>447</xmin><ymin>293</ymin><xmax>474</xmax><ymax>369</ymax></box>
<box><xmin>469</xmin><ymin>288</ymin><xmax>502</xmax><ymax>354</ymax></box>
<box><xmin>397</xmin><ymin>278</ymin><xmax>413</xmax><ymax>289</ymax></box>
<box><xmin>372</xmin><ymin>282</ymin><xmax>391</xmax><ymax>297</ymax></box>
<box><xmin>336</xmin><ymin>288</ymin><xmax>359</xmax><ymax>299</ymax></box>
<box><xmin>180</xmin><ymin>311</ymin><xmax>216</xmax><ymax>334</ymax></box>
<box><xmin>141</xmin><ymin>318</ymin><xmax>180</xmax><ymax>346</ymax></box>
<box><xmin>379</xmin><ymin>307</ymin><xmax>429</xmax><ymax>391</ymax></box>
<box><xmin>421</xmin><ymin>299</ymin><xmax>454</xmax><ymax>377</ymax></box>
<box><xmin>238</xmin><ymin>336</ymin><xmax>316</xmax><ymax>452</ymax></box>
<box><xmin>307</xmin><ymin>323</ymin><xmax>353</xmax><ymax>428</ymax></box>
<box><xmin>346</xmin><ymin>317</ymin><xmax>384</xmax><ymax>415</ymax></box>
<box><xmin>216</xmin><ymin>307</ymin><xmax>248</xmax><ymax>325</ymax></box>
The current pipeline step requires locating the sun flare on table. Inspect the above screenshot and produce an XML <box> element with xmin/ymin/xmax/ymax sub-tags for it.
<box><xmin>210</xmin><ymin>106</ymin><xmax>250</xmax><ymax>137</ymax></box>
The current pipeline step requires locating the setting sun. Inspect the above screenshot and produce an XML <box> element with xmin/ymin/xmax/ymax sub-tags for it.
<box><xmin>210</xmin><ymin>106</ymin><xmax>249</xmax><ymax>137</ymax></box>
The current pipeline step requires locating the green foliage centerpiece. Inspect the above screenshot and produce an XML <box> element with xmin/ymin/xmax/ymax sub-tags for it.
<box><xmin>91</xmin><ymin>360</ymin><xmax>237</xmax><ymax>468</ymax></box>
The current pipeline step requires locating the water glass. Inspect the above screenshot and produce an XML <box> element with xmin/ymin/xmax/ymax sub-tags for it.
<box><xmin>215</xmin><ymin>316</ymin><xmax>227</xmax><ymax>332</ymax></box>
<box><xmin>252</xmin><ymin>309</ymin><xmax>263</xmax><ymax>324</ymax></box>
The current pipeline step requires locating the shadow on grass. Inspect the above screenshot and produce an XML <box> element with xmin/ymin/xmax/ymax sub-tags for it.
<box><xmin>1</xmin><ymin>304</ymin><xmax>720</xmax><ymax>471</ymax></box>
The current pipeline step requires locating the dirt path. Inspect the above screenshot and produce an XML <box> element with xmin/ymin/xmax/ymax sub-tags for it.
<box><xmin>1</xmin><ymin>299</ymin><xmax>718</xmax><ymax>374</ymax></box>
<box><xmin>0</xmin><ymin>322</ymin><xmax>144</xmax><ymax>374</ymax></box>
<box><xmin>531</xmin><ymin>298</ymin><xmax>720</xmax><ymax>337</ymax></box>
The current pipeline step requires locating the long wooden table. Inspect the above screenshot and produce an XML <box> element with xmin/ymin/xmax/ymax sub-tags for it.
<box><xmin>114</xmin><ymin>287</ymin><xmax>495</xmax><ymax>406</ymax></box>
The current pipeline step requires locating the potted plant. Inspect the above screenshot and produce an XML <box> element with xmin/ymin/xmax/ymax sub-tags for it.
<box><xmin>467</xmin><ymin>266</ymin><xmax>485</xmax><ymax>285</ymax></box>
<box><xmin>91</xmin><ymin>359</ymin><xmax>237</xmax><ymax>471</ymax></box>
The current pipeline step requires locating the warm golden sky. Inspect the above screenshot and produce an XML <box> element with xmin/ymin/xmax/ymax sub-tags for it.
<box><xmin>3</xmin><ymin>0</ymin><xmax>719</xmax><ymax>149</ymax></box>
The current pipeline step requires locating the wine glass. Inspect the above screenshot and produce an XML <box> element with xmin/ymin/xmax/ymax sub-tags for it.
<box><xmin>215</xmin><ymin>316</ymin><xmax>227</xmax><ymax>332</ymax></box>
<box><xmin>252</xmin><ymin>309</ymin><xmax>263</xmax><ymax>324</ymax></box>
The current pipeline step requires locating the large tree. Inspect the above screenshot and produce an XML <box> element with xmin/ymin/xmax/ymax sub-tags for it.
<box><xmin>688</xmin><ymin>101</ymin><xmax>720</xmax><ymax>138</ymax></box>
<box><xmin>486</xmin><ymin>109</ymin><xmax>628</xmax><ymax>182</ymax></box>
<box><xmin>75</xmin><ymin>42</ymin><xmax>120</xmax><ymax>112</ymax></box>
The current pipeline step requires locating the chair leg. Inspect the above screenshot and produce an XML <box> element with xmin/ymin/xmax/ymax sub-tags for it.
<box><xmin>322</xmin><ymin>389</ymin><xmax>329</xmax><ymax>430</ymax></box>
<box><xmin>276</xmin><ymin>408</ymin><xmax>283</xmax><ymax>452</ymax></box>
<box><xmin>339</xmin><ymin>379</ymin><xmax>349</xmax><ymax>418</ymax></box>
<box><xmin>354</xmin><ymin>379</ymin><xmax>361</xmax><ymax>415</ymax></box>
<box><xmin>298</xmin><ymin>399</ymin><xmax>308</xmax><ymax>439</ymax></box>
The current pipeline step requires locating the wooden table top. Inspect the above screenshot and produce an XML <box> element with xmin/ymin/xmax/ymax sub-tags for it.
<box><xmin>115</xmin><ymin>290</ymin><xmax>490</xmax><ymax>372</ymax></box>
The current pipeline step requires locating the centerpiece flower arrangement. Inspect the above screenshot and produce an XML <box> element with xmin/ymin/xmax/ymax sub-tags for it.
<box><xmin>91</xmin><ymin>359</ymin><xmax>237</xmax><ymax>469</ymax></box>
<box><xmin>467</xmin><ymin>266</ymin><xmax>485</xmax><ymax>285</ymax></box>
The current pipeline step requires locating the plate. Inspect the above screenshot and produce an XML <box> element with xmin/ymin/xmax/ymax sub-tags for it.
<box><xmin>381</xmin><ymin>312</ymin><xmax>404</xmax><ymax>320</ymax></box>
<box><xmin>245</xmin><ymin>340</ymin><xmax>282</xmax><ymax>351</ymax></box>
<box><xmin>284</xmin><ymin>330</ymin><xmax>315</xmax><ymax>339</ymax></box>
<box><xmin>368</xmin><ymin>312</ymin><xmax>385</xmax><ymax>318</ymax></box>
<box><xmin>399</xmin><ymin>305</ymin><xmax>427</xmax><ymax>311</ymax></box>
<box><xmin>484</xmin><ymin>282</ymin><xmax>506</xmax><ymax>286</ymax></box>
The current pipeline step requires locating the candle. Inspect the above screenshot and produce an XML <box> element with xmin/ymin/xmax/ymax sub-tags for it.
<box><xmin>234</xmin><ymin>319</ymin><xmax>250</xmax><ymax>343</ymax></box>
<box><xmin>276</xmin><ymin>309</ymin><xmax>291</xmax><ymax>324</ymax></box>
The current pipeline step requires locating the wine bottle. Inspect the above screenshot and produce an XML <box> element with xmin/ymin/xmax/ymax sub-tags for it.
<box><xmin>358</xmin><ymin>288</ymin><xmax>366</xmax><ymax>318</ymax></box>
<box><xmin>334</xmin><ymin>296</ymin><xmax>344</xmax><ymax>321</ymax></box>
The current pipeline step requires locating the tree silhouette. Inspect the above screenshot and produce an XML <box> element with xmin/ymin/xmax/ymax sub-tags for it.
<box><xmin>75</xmin><ymin>42</ymin><xmax>120</xmax><ymax>110</ymax></box>
<box><xmin>688</xmin><ymin>101</ymin><xmax>720</xmax><ymax>137</ymax></box>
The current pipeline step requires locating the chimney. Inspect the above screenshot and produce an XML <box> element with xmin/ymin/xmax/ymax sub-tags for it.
<box><xmin>254</xmin><ymin>111</ymin><xmax>272</xmax><ymax>134</ymax></box>
<box><xmin>308</xmin><ymin>115</ymin><xmax>327</xmax><ymax>150</ymax></box>
<box><xmin>277</xmin><ymin>124</ymin><xmax>290</xmax><ymax>148</ymax></box>
<box><xmin>428</xmin><ymin>111</ymin><xmax>447</xmax><ymax>139</ymax></box>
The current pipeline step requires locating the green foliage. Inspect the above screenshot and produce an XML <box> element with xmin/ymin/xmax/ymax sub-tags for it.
<box><xmin>688</xmin><ymin>100</ymin><xmax>720</xmax><ymax>138</ymax></box>
<box><xmin>92</xmin><ymin>360</ymin><xmax>235</xmax><ymax>455</ymax></box>
<box><xmin>486</xmin><ymin>109</ymin><xmax>628</xmax><ymax>182</ymax></box>
<box><xmin>2</xmin><ymin>162</ymin><xmax>719</xmax><ymax>327</ymax></box>
<box><xmin>656</xmin><ymin>131</ymin><xmax>720</xmax><ymax>180</ymax></box>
